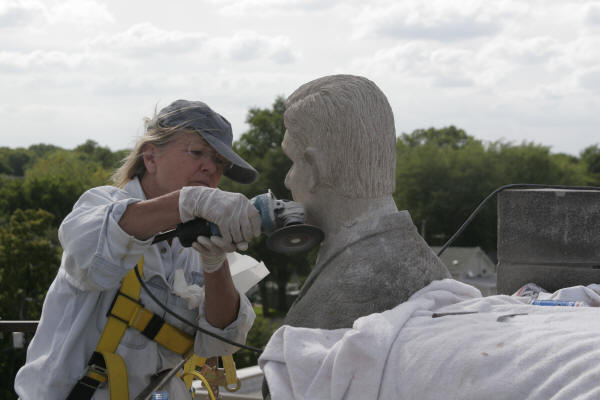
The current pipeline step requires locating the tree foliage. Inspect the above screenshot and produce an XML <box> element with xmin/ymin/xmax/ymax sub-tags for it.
<box><xmin>581</xmin><ymin>144</ymin><xmax>600</xmax><ymax>178</ymax></box>
<box><xmin>401</xmin><ymin>126</ymin><xmax>473</xmax><ymax>149</ymax></box>
<box><xmin>0</xmin><ymin>209</ymin><xmax>62</xmax><ymax>398</ymax></box>
<box><xmin>395</xmin><ymin>129</ymin><xmax>596</xmax><ymax>254</ymax></box>
<box><xmin>0</xmin><ymin>209</ymin><xmax>61</xmax><ymax>320</ymax></box>
<box><xmin>395</xmin><ymin>133</ymin><xmax>496</xmax><ymax>249</ymax></box>
<box><xmin>74</xmin><ymin>140</ymin><xmax>128</xmax><ymax>170</ymax></box>
<box><xmin>0</xmin><ymin>148</ymin><xmax>31</xmax><ymax>176</ymax></box>
<box><xmin>22</xmin><ymin>151</ymin><xmax>111</xmax><ymax>224</ymax></box>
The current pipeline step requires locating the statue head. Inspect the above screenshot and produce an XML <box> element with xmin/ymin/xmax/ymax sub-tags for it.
<box><xmin>282</xmin><ymin>75</ymin><xmax>396</xmax><ymax>207</ymax></box>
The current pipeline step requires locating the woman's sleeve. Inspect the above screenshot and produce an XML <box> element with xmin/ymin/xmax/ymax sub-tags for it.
<box><xmin>193</xmin><ymin>290</ymin><xmax>256</xmax><ymax>357</ymax></box>
<box><xmin>58</xmin><ymin>186</ymin><xmax>153</xmax><ymax>291</ymax></box>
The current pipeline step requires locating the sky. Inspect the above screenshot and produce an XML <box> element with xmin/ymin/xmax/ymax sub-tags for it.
<box><xmin>1</xmin><ymin>0</ymin><xmax>599</xmax><ymax>156</ymax></box>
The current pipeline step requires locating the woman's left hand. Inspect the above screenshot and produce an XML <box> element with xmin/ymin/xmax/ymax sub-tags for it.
<box><xmin>192</xmin><ymin>236</ymin><xmax>235</xmax><ymax>273</ymax></box>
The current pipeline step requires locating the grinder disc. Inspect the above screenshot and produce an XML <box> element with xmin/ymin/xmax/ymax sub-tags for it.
<box><xmin>267</xmin><ymin>224</ymin><xmax>325</xmax><ymax>254</ymax></box>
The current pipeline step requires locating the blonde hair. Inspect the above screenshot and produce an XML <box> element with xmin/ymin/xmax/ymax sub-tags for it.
<box><xmin>284</xmin><ymin>75</ymin><xmax>396</xmax><ymax>198</ymax></box>
<box><xmin>111</xmin><ymin>109</ymin><xmax>184</xmax><ymax>188</ymax></box>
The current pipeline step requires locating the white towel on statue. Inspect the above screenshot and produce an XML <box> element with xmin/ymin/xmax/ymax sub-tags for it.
<box><xmin>259</xmin><ymin>279</ymin><xmax>600</xmax><ymax>400</ymax></box>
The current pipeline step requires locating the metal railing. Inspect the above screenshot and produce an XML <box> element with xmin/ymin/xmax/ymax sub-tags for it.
<box><xmin>0</xmin><ymin>321</ymin><xmax>38</xmax><ymax>332</ymax></box>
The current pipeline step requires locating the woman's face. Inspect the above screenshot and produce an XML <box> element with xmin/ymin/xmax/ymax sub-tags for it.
<box><xmin>143</xmin><ymin>132</ymin><xmax>228</xmax><ymax>197</ymax></box>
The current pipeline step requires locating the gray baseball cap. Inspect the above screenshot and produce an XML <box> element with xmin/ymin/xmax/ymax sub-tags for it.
<box><xmin>157</xmin><ymin>99</ymin><xmax>258</xmax><ymax>184</ymax></box>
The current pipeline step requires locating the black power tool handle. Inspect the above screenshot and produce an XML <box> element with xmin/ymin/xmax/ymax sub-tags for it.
<box><xmin>151</xmin><ymin>218</ymin><xmax>213</xmax><ymax>247</ymax></box>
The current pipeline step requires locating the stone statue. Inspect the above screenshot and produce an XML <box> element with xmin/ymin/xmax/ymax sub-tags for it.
<box><xmin>281</xmin><ymin>74</ymin><xmax>451</xmax><ymax>329</ymax></box>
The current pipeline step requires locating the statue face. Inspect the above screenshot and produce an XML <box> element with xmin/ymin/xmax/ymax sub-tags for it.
<box><xmin>282</xmin><ymin>129</ymin><xmax>313</xmax><ymax>205</ymax></box>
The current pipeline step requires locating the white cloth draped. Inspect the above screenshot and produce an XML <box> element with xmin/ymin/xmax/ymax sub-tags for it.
<box><xmin>259</xmin><ymin>279</ymin><xmax>600</xmax><ymax>400</ymax></box>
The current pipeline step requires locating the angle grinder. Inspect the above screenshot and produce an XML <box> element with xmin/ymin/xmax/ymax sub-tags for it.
<box><xmin>152</xmin><ymin>190</ymin><xmax>324</xmax><ymax>254</ymax></box>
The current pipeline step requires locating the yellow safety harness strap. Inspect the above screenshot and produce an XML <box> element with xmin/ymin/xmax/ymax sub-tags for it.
<box><xmin>69</xmin><ymin>256</ymin><xmax>241</xmax><ymax>399</ymax></box>
<box><xmin>102</xmin><ymin>351</ymin><xmax>128</xmax><ymax>400</ymax></box>
<box><xmin>66</xmin><ymin>258</ymin><xmax>145</xmax><ymax>400</ymax></box>
<box><xmin>222</xmin><ymin>355</ymin><xmax>239</xmax><ymax>390</ymax></box>
<box><xmin>108</xmin><ymin>288</ymin><xmax>194</xmax><ymax>355</ymax></box>
<box><xmin>66</xmin><ymin>351</ymin><xmax>129</xmax><ymax>400</ymax></box>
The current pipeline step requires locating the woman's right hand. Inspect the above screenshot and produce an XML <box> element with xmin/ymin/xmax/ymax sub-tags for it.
<box><xmin>178</xmin><ymin>186</ymin><xmax>261</xmax><ymax>245</ymax></box>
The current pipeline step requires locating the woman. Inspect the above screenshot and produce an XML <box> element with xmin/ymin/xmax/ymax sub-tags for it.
<box><xmin>15</xmin><ymin>100</ymin><xmax>261</xmax><ymax>399</ymax></box>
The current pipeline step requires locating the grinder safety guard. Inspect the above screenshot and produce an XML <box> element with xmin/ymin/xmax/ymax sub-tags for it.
<box><xmin>152</xmin><ymin>190</ymin><xmax>324</xmax><ymax>255</ymax></box>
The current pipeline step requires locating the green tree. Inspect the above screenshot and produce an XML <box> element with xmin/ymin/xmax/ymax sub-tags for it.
<box><xmin>488</xmin><ymin>141</ymin><xmax>586</xmax><ymax>185</ymax></box>
<box><xmin>0</xmin><ymin>208</ymin><xmax>62</xmax><ymax>398</ymax></box>
<box><xmin>22</xmin><ymin>150</ymin><xmax>111</xmax><ymax>224</ymax></box>
<box><xmin>402</xmin><ymin>126</ymin><xmax>473</xmax><ymax>149</ymax></box>
<box><xmin>0</xmin><ymin>177</ymin><xmax>26</xmax><ymax>223</ymax></box>
<box><xmin>580</xmin><ymin>144</ymin><xmax>600</xmax><ymax>183</ymax></box>
<box><xmin>0</xmin><ymin>148</ymin><xmax>31</xmax><ymax>176</ymax></box>
<box><xmin>26</xmin><ymin>143</ymin><xmax>62</xmax><ymax>165</ymax></box>
<box><xmin>395</xmin><ymin>131</ymin><xmax>497</xmax><ymax>250</ymax></box>
<box><xmin>0</xmin><ymin>209</ymin><xmax>61</xmax><ymax>319</ymax></box>
<box><xmin>395</xmin><ymin>129</ymin><xmax>590</xmax><ymax>254</ymax></box>
<box><xmin>74</xmin><ymin>140</ymin><xmax>129</xmax><ymax>170</ymax></box>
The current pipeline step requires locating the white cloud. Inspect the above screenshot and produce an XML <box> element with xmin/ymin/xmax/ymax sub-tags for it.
<box><xmin>483</xmin><ymin>36</ymin><xmax>561</xmax><ymax>65</ymax></box>
<box><xmin>91</xmin><ymin>74</ymin><xmax>171</xmax><ymax>96</ymax></box>
<box><xmin>0</xmin><ymin>49</ymin><xmax>89</xmax><ymax>71</ymax></box>
<box><xmin>578</xmin><ymin>67</ymin><xmax>600</xmax><ymax>91</ymax></box>
<box><xmin>353</xmin><ymin>0</ymin><xmax>504</xmax><ymax>41</ymax></box>
<box><xmin>47</xmin><ymin>0</ymin><xmax>114</xmax><ymax>27</ymax></box>
<box><xmin>0</xmin><ymin>0</ymin><xmax>113</xmax><ymax>29</ymax></box>
<box><xmin>208</xmin><ymin>31</ymin><xmax>298</xmax><ymax>64</ymax></box>
<box><xmin>0</xmin><ymin>0</ymin><xmax>45</xmax><ymax>28</ymax></box>
<box><xmin>350</xmin><ymin>42</ymin><xmax>480</xmax><ymax>89</ymax></box>
<box><xmin>564</xmin><ymin>36</ymin><xmax>600</xmax><ymax>68</ymax></box>
<box><xmin>351</xmin><ymin>27</ymin><xmax>600</xmax><ymax>100</ymax></box>
<box><xmin>88</xmin><ymin>23</ymin><xmax>207</xmax><ymax>56</ymax></box>
<box><xmin>206</xmin><ymin>0</ymin><xmax>338</xmax><ymax>16</ymax></box>
<box><xmin>88</xmin><ymin>24</ymin><xmax>298</xmax><ymax>64</ymax></box>
<box><xmin>585</xmin><ymin>2</ymin><xmax>600</xmax><ymax>25</ymax></box>
<box><xmin>2</xmin><ymin>0</ymin><xmax>600</xmax><ymax>156</ymax></box>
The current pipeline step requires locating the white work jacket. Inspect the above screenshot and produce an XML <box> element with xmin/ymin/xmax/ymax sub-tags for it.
<box><xmin>14</xmin><ymin>178</ymin><xmax>255</xmax><ymax>400</ymax></box>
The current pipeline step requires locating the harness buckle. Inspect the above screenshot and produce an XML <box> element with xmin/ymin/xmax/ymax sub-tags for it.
<box><xmin>88</xmin><ymin>362</ymin><xmax>108</xmax><ymax>377</ymax></box>
<box><xmin>82</xmin><ymin>363</ymin><xmax>108</xmax><ymax>389</ymax></box>
<box><xmin>82</xmin><ymin>351</ymin><xmax>109</xmax><ymax>389</ymax></box>
<box><xmin>107</xmin><ymin>290</ymin><xmax>145</xmax><ymax>324</ymax></box>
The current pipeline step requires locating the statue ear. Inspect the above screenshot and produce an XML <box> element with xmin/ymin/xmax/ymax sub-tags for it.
<box><xmin>304</xmin><ymin>147</ymin><xmax>324</xmax><ymax>193</ymax></box>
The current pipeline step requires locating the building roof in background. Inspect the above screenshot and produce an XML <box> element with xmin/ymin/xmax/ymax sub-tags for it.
<box><xmin>430</xmin><ymin>246</ymin><xmax>496</xmax><ymax>278</ymax></box>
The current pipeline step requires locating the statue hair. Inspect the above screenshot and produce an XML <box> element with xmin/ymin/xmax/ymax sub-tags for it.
<box><xmin>284</xmin><ymin>74</ymin><xmax>396</xmax><ymax>198</ymax></box>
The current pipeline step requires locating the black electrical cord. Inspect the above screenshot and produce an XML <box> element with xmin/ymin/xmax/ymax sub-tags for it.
<box><xmin>437</xmin><ymin>183</ymin><xmax>600</xmax><ymax>257</ymax></box>
<box><xmin>133</xmin><ymin>265</ymin><xmax>263</xmax><ymax>354</ymax></box>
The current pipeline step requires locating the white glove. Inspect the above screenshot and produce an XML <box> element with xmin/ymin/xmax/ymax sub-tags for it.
<box><xmin>179</xmin><ymin>186</ymin><xmax>262</xmax><ymax>245</ymax></box>
<box><xmin>192</xmin><ymin>236</ymin><xmax>234</xmax><ymax>273</ymax></box>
